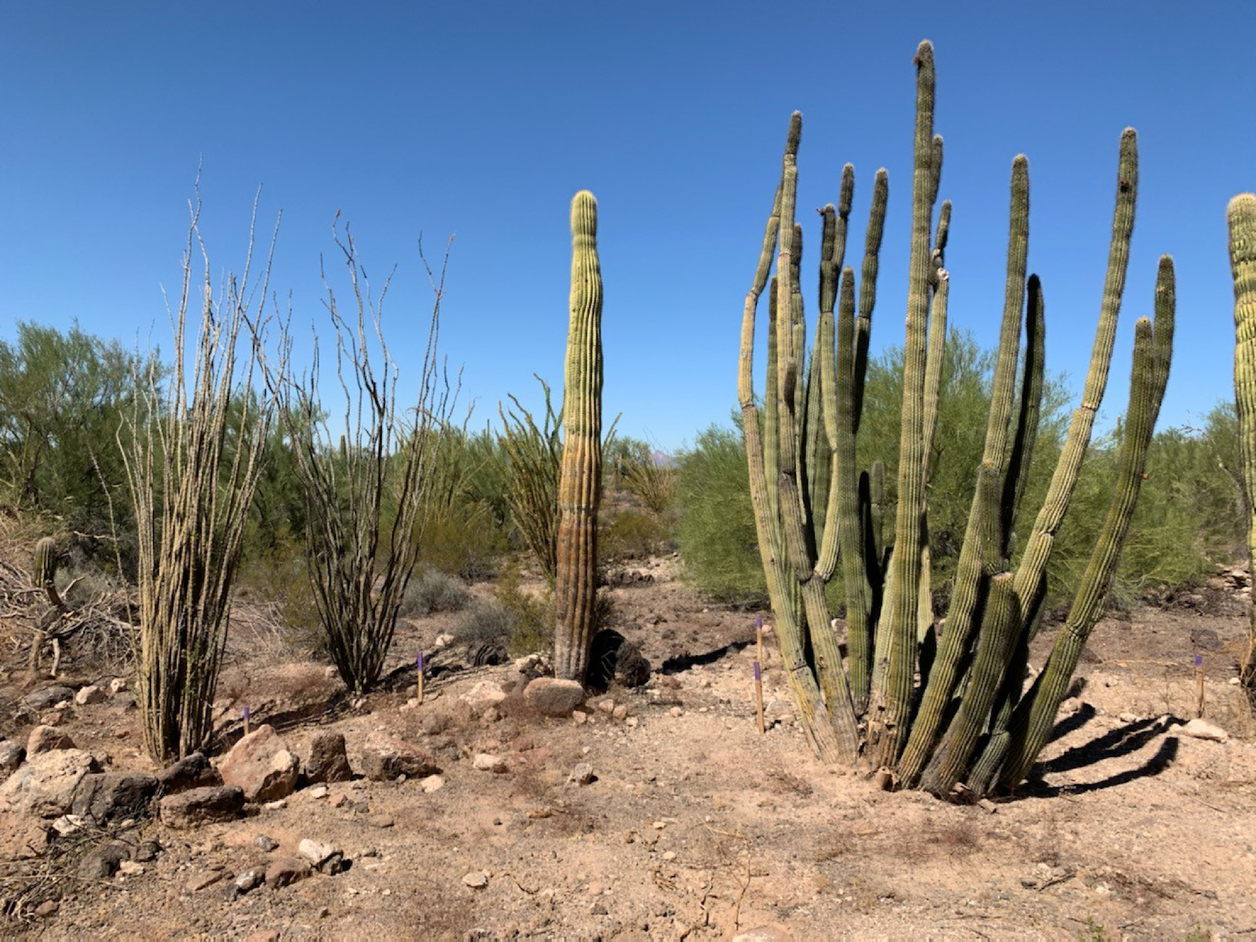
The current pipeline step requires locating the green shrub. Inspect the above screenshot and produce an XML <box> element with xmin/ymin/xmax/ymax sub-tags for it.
<box><xmin>452</xmin><ymin>564</ymin><xmax>556</xmax><ymax>657</ymax></box>
<box><xmin>399</xmin><ymin>567</ymin><xmax>470</xmax><ymax>617</ymax></box>
<box><xmin>601</xmin><ymin>506</ymin><xmax>671</xmax><ymax>561</ymax></box>
<box><xmin>453</xmin><ymin>599</ymin><xmax>515</xmax><ymax>647</ymax></box>
<box><xmin>237</xmin><ymin>538</ymin><xmax>326</xmax><ymax>655</ymax></box>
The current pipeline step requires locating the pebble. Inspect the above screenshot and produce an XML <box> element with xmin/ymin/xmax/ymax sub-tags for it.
<box><xmin>613</xmin><ymin>705</ymin><xmax>629</xmax><ymax>721</ymax></box>
<box><xmin>188</xmin><ymin>870</ymin><xmax>225</xmax><ymax>892</ymax></box>
<box><xmin>598</xmin><ymin>699</ymin><xmax>615</xmax><ymax>714</ymax></box>
<box><xmin>118</xmin><ymin>861</ymin><xmax>145</xmax><ymax>876</ymax></box>
<box><xmin>569</xmin><ymin>763</ymin><xmax>596</xmax><ymax>785</ymax></box>
<box><xmin>661</xmin><ymin>851</ymin><xmax>677</xmax><ymax>861</ymax></box>
<box><xmin>421</xmin><ymin>775</ymin><xmax>445</xmax><ymax>793</ymax></box>
<box><xmin>463</xmin><ymin>871</ymin><xmax>489</xmax><ymax>889</ymax></box>
<box><xmin>473</xmin><ymin>753</ymin><xmax>506</xmax><ymax>773</ymax></box>
<box><xmin>235</xmin><ymin>870</ymin><xmax>264</xmax><ymax>893</ymax></box>
<box><xmin>626</xmin><ymin>716</ymin><xmax>639</xmax><ymax>728</ymax></box>
<box><xmin>254</xmin><ymin>835</ymin><xmax>280</xmax><ymax>852</ymax></box>
<box><xmin>669</xmin><ymin>707</ymin><xmax>683</xmax><ymax>717</ymax></box>
<box><xmin>308</xmin><ymin>785</ymin><xmax>329</xmax><ymax>799</ymax></box>
<box><xmin>572</xmin><ymin>710</ymin><xmax>588</xmax><ymax>725</ymax></box>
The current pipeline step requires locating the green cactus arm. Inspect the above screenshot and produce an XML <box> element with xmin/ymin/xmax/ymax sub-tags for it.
<box><xmin>866</xmin><ymin>39</ymin><xmax>937</xmax><ymax>771</ymax></box>
<box><xmin>852</xmin><ymin>169</ymin><xmax>889</xmax><ymax>433</ymax></box>
<box><xmin>1002</xmin><ymin>274</ymin><xmax>1046</xmax><ymax>555</ymax></box>
<box><xmin>999</xmin><ymin>260</ymin><xmax>1174</xmax><ymax>790</ymax></box>
<box><xmin>1229</xmin><ymin>195</ymin><xmax>1256</xmax><ymax>686</ymax></box>
<box><xmin>554</xmin><ymin>190</ymin><xmax>604</xmax><ymax>682</ymax></box>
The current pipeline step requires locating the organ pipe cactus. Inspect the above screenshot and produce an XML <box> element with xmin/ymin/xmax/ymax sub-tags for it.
<box><xmin>738</xmin><ymin>40</ymin><xmax>1173</xmax><ymax>794</ymax></box>
<box><xmin>1229</xmin><ymin>193</ymin><xmax>1256</xmax><ymax>691</ymax></box>
<box><xmin>554</xmin><ymin>191</ymin><xmax>604</xmax><ymax>682</ymax></box>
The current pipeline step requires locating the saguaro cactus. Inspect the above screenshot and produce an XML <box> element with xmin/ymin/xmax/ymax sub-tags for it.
<box><xmin>738</xmin><ymin>40</ymin><xmax>1173</xmax><ymax>795</ymax></box>
<box><xmin>34</xmin><ymin>536</ymin><xmax>62</xmax><ymax>610</ymax></box>
<box><xmin>1229</xmin><ymin>193</ymin><xmax>1256</xmax><ymax>691</ymax></box>
<box><xmin>554</xmin><ymin>190</ymin><xmax>604</xmax><ymax>682</ymax></box>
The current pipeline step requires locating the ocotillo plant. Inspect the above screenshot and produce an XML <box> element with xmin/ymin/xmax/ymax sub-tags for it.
<box><xmin>738</xmin><ymin>40</ymin><xmax>1173</xmax><ymax>794</ymax></box>
<box><xmin>1229</xmin><ymin>193</ymin><xmax>1256</xmax><ymax>692</ymax></box>
<box><xmin>499</xmin><ymin>376</ymin><xmax>563</xmax><ymax>584</ymax></box>
<box><xmin>554</xmin><ymin>191</ymin><xmax>604</xmax><ymax>682</ymax></box>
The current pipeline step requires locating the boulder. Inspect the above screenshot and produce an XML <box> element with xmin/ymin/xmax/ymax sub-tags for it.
<box><xmin>218</xmin><ymin>725</ymin><xmax>299</xmax><ymax>802</ymax></box>
<box><xmin>158</xmin><ymin>785</ymin><xmax>245</xmax><ymax>829</ymax></box>
<box><xmin>26</xmin><ymin>725</ymin><xmax>75</xmax><ymax>756</ymax></box>
<box><xmin>22</xmin><ymin>686</ymin><xmax>74</xmax><ymax>711</ymax></box>
<box><xmin>358</xmin><ymin>736</ymin><xmax>441</xmax><ymax>781</ymax></box>
<box><xmin>156</xmin><ymin>752</ymin><xmax>222</xmax><ymax>794</ymax></box>
<box><xmin>71</xmin><ymin>772</ymin><xmax>159</xmax><ymax>824</ymax></box>
<box><xmin>0</xmin><ymin>740</ymin><xmax>25</xmax><ymax>780</ymax></box>
<box><xmin>304</xmin><ymin>731</ymin><xmax>354</xmax><ymax>784</ymax></box>
<box><xmin>462</xmin><ymin>680</ymin><xmax>508</xmax><ymax>714</ymax></box>
<box><xmin>74</xmin><ymin>685</ymin><xmax>107</xmax><ymax>706</ymax></box>
<box><xmin>523</xmin><ymin>677</ymin><xmax>586</xmax><ymax>717</ymax></box>
<box><xmin>265</xmin><ymin>855</ymin><xmax>312</xmax><ymax>889</ymax></box>
<box><xmin>0</xmin><ymin>748</ymin><xmax>99</xmax><ymax>818</ymax></box>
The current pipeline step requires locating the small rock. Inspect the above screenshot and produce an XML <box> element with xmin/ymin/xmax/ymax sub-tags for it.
<box><xmin>158</xmin><ymin>785</ymin><xmax>245</xmax><ymax>829</ymax></box>
<box><xmin>662</xmin><ymin>850</ymin><xmax>677</xmax><ymax>861</ymax></box>
<box><xmin>462</xmin><ymin>871</ymin><xmax>488</xmax><ymax>889</ymax></box>
<box><xmin>34</xmin><ymin>900</ymin><xmax>59</xmax><ymax>918</ymax></box>
<box><xmin>626</xmin><ymin>716</ymin><xmax>639</xmax><ymax>728</ymax></box>
<box><xmin>523</xmin><ymin>678</ymin><xmax>586</xmax><ymax>717</ymax></box>
<box><xmin>597</xmin><ymin>698</ymin><xmax>615</xmax><ymax>714</ymax></box>
<box><xmin>463</xmin><ymin>680</ymin><xmax>508</xmax><ymax>714</ymax></box>
<box><xmin>218</xmin><ymin>725</ymin><xmax>300</xmax><ymax>803</ymax></box>
<box><xmin>572</xmin><ymin>710</ymin><xmax>588</xmax><ymax>725</ymax></box>
<box><xmin>569</xmin><ymin>763</ymin><xmax>597</xmax><ymax>786</ymax></box>
<box><xmin>254</xmin><ymin>834</ymin><xmax>280</xmax><ymax>852</ymax></box>
<box><xmin>52</xmin><ymin>814</ymin><xmax>87</xmax><ymax>836</ymax></box>
<box><xmin>472</xmin><ymin>753</ymin><xmax>506</xmax><ymax>773</ymax></box>
<box><xmin>118</xmin><ymin>860</ymin><xmax>145</xmax><ymax>876</ymax></box>
<box><xmin>299</xmin><ymin>838</ymin><xmax>345</xmax><ymax>873</ymax></box>
<box><xmin>134</xmin><ymin>839</ymin><xmax>162</xmax><ymax>862</ymax></box>
<box><xmin>0</xmin><ymin>740</ymin><xmax>27</xmax><ymax>777</ymax></box>
<box><xmin>1182</xmin><ymin>717</ymin><xmax>1229</xmax><ymax>742</ymax></box>
<box><xmin>78</xmin><ymin>841</ymin><xmax>131</xmax><ymax>880</ymax></box>
<box><xmin>108</xmin><ymin>678</ymin><xmax>128</xmax><ymax>695</ymax></box>
<box><xmin>188</xmin><ymin>869</ymin><xmax>225</xmax><ymax>892</ymax></box>
<box><xmin>432</xmin><ymin>632</ymin><xmax>455</xmax><ymax>650</ymax></box>
<box><xmin>304</xmin><ymin>730</ymin><xmax>354</xmax><ymax>784</ymax></box>
<box><xmin>265</xmin><ymin>856</ymin><xmax>312</xmax><ymax>889</ymax></box>
<box><xmin>669</xmin><ymin>707</ymin><xmax>683</xmax><ymax>718</ymax></box>
<box><xmin>235</xmin><ymin>869</ymin><xmax>264</xmax><ymax>893</ymax></box>
<box><xmin>1118</xmin><ymin>712</ymin><xmax>1139</xmax><ymax>723</ymax></box>
<box><xmin>308</xmin><ymin>784</ymin><xmax>329</xmax><ymax>799</ymax></box>
<box><xmin>27</xmin><ymin>725</ymin><xmax>75</xmax><ymax>756</ymax></box>
<box><xmin>359</xmin><ymin>736</ymin><xmax>441</xmax><ymax>781</ymax></box>
<box><xmin>592</xmin><ymin>902</ymin><xmax>609</xmax><ymax>915</ymax></box>
<box><xmin>1230</xmin><ymin>677</ymin><xmax>1242</xmax><ymax>686</ymax></box>
<box><xmin>367</xmin><ymin>814</ymin><xmax>395</xmax><ymax>829</ymax></box>
<box><xmin>22</xmin><ymin>686</ymin><xmax>74</xmax><ymax>711</ymax></box>
<box><xmin>74</xmin><ymin>685</ymin><xmax>107</xmax><ymax>706</ymax></box>
<box><xmin>1058</xmin><ymin>697</ymin><xmax>1083</xmax><ymax>717</ymax></box>
<box><xmin>420</xmin><ymin>775</ymin><xmax>444</xmax><ymax>793</ymax></box>
<box><xmin>613</xmin><ymin>705</ymin><xmax>628</xmax><ymax>721</ymax></box>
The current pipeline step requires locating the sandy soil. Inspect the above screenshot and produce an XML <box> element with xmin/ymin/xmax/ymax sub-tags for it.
<box><xmin>5</xmin><ymin>556</ymin><xmax>1256</xmax><ymax>940</ymax></box>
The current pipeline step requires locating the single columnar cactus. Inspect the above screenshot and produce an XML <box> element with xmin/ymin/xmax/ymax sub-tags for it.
<box><xmin>1228</xmin><ymin>193</ymin><xmax>1256</xmax><ymax>690</ymax></box>
<box><xmin>34</xmin><ymin>537</ymin><xmax>62</xmax><ymax>610</ymax></box>
<box><xmin>554</xmin><ymin>191</ymin><xmax>604</xmax><ymax>683</ymax></box>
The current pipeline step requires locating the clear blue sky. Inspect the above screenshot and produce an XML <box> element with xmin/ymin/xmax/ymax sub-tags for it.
<box><xmin>2</xmin><ymin>1</ymin><xmax>1253</xmax><ymax>451</ymax></box>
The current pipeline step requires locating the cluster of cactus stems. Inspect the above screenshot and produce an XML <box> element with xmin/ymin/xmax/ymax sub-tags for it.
<box><xmin>554</xmin><ymin>191</ymin><xmax>604</xmax><ymax>682</ymax></box>
<box><xmin>738</xmin><ymin>40</ymin><xmax>1174</xmax><ymax>795</ymax></box>
<box><xmin>1229</xmin><ymin>194</ymin><xmax>1256</xmax><ymax>691</ymax></box>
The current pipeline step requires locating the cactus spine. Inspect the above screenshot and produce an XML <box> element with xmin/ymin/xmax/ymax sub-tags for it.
<box><xmin>554</xmin><ymin>190</ymin><xmax>604</xmax><ymax>683</ymax></box>
<box><xmin>739</xmin><ymin>41</ymin><xmax>1172</xmax><ymax>795</ymax></box>
<box><xmin>1230</xmin><ymin>194</ymin><xmax>1256</xmax><ymax>691</ymax></box>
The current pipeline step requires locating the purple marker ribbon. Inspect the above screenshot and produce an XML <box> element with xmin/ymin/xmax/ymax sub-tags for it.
<box><xmin>418</xmin><ymin>651</ymin><xmax>425</xmax><ymax>673</ymax></box>
<box><xmin>243</xmin><ymin>704</ymin><xmax>249</xmax><ymax>722</ymax></box>
<box><xmin>1195</xmin><ymin>653</ymin><xmax>1203</xmax><ymax>668</ymax></box>
<box><xmin>756</xmin><ymin>615</ymin><xmax>763</xmax><ymax>632</ymax></box>
<box><xmin>753</xmin><ymin>660</ymin><xmax>761</xmax><ymax>681</ymax></box>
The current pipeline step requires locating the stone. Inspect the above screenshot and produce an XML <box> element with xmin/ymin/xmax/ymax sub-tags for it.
<box><xmin>118</xmin><ymin>860</ymin><xmax>145</xmax><ymax>876</ymax></box>
<box><xmin>235</xmin><ymin>869</ymin><xmax>264</xmax><ymax>893</ymax></box>
<box><xmin>156</xmin><ymin>753</ymin><xmax>221</xmax><ymax>795</ymax></box>
<box><xmin>1182</xmin><ymin>717</ymin><xmax>1229</xmax><ymax>742</ymax></box>
<box><xmin>462</xmin><ymin>871</ymin><xmax>488</xmax><ymax>889</ymax></box>
<box><xmin>308</xmin><ymin>784</ymin><xmax>329</xmax><ymax>799</ymax></box>
<box><xmin>188</xmin><ymin>869</ymin><xmax>226</xmax><ymax>892</ymax></box>
<box><xmin>305</xmin><ymin>730</ymin><xmax>354</xmax><ymax>784</ymax></box>
<box><xmin>733</xmin><ymin>924</ymin><xmax>795</xmax><ymax>942</ymax></box>
<box><xmin>134</xmin><ymin>839</ymin><xmax>162</xmax><ymax>862</ymax></box>
<box><xmin>78</xmin><ymin>841</ymin><xmax>132</xmax><ymax>880</ymax></box>
<box><xmin>74</xmin><ymin>685</ymin><xmax>107</xmax><ymax>706</ymax></box>
<box><xmin>108</xmin><ymin>678</ymin><xmax>128</xmax><ymax>695</ymax></box>
<box><xmin>0</xmin><ymin>740</ymin><xmax>25</xmax><ymax>779</ymax></box>
<box><xmin>1058</xmin><ymin>697</ymin><xmax>1083</xmax><ymax>717</ymax></box>
<box><xmin>71</xmin><ymin>771</ymin><xmax>159</xmax><ymax>824</ymax></box>
<box><xmin>358</xmin><ymin>736</ymin><xmax>441</xmax><ymax>781</ymax></box>
<box><xmin>299</xmin><ymin>837</ymin><xmax>346</xmax><ymax>873</ymax></box>
<box><xmin>462</xmin><ymin>680</ymin><xmax>508</xmax><ymax>714</ymax></box>
<box><xmin>613</xmin><ymin>705</ymin><xmax>629</xmax><ymax>721</ymax></box>
<box><xmin>568</xmin><ymin>763</ymin><xmax>597</xmax><ymax>786</ymax></box>
<box><xmin>219</xmin><ymin>725</ymin><xmax>300</xmax><ymax>803</ymax></box>
<box><xmin>22</xmin><ymin>686</ymin><xmax>74</xmax><ymax>711</ymax></box>
<box><xmin>523</xmin><ymin>678</ymin><xmax>586</xmax><ymax>717</ymax></box>
<box><xmin>1190</xmin><ymin>628</ymin><xmax>1224</xmax><ymax>651</ymax></box>
<box><xmin>420</xmin><ymin>775</ymin><xmax>444</xmax><ymax>794</ymax></box>
<box><xmin>34</xmin><ymin>900</ymin><xmax>59</xmax><ymax>918</ymax></box>
<box><xmin>572</xmin><ymin>710</ymin><xmax>588</xmax><ymax>725</ymax></box>
<box><xmin>0</xmin><ymin>815</ymin><xmax>49</xmax><ymax>860</ymax></box>
<box><xmin>158</xmin><ymin>785</ymin><xmax>245</xmax><ymax>829</ymax></box>
<box><xmin>265</xmin><ymin>855</ymin><xmax>312</xmax><ymax>889</ymax></box>
<box><xmin>472</xmin><ymin>753</ymin><xmax>506</xmax><ymax>773</ymax></box>
<box><xmin>254</xmin><ymin>834</ymin><xmax>280</xmax><ymax>852</ymax></box>
<box><xmin>597</xmin><ymin>698</ymin><xmax>615</xmax><ymax>714</ymax></box>
<box><xmin>26</xmin><ymin>725</ymin><xmax>75</xmax><ymax>756</ymax></box>
<box><xmin>52</xmin><ymin>814</ymin><xmax>87</xmax><ymax>836</ymax></box>
<box><xmin>0</xmin><ymin>748</ymin><xmax>99</xmax><ymax>818</ymax></box>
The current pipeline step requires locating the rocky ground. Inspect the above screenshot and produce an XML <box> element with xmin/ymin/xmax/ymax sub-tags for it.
<box><xmin>2</xmin><ymin>556</ymin><xmax>1255</xmax><ymax>940</ymax></box>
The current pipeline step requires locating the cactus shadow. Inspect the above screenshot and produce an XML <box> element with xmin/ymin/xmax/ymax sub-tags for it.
<box><xmin>660</xmin><ymin>639</ymin><xmax>754</xmax><ymax>674</ymax></box>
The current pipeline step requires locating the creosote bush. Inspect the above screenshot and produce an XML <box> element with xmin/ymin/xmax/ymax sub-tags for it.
<box><xmin>739</xmin><ymin>41</ymin><xmax>1172</xmax><ymax>795</ymax></box>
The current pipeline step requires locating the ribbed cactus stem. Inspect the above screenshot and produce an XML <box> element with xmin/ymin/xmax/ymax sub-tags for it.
<box><xmin>34</xmin><ymin>537</ymin><xmax>63</xmax><ymax>610</ymax></box>
<box><xmin>554</xmin><ymin>191</ymin><xmax>604</xmax><ymax>683</ymax></box>
<box><xmin>852</xmin><ymin>170</ymin><xmax>888</xmax><ymax>433</ymax></box>
<box><xmin>867</xmin><ymin>39</ymin><xmax>936</xmax><ymax>770</ymax></box>
<box><xmin>998</xmin><ymin>257</ymin><xmax>1173</xmax><ymax>790</ymax></box>
<box><xmin>1229</xmin><ymin>194</ymin><xmax>1256</xmax><ymax>689</ymax></box>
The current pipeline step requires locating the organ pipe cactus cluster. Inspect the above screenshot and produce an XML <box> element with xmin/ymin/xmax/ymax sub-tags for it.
<box><xmin>738</xmin><ymin>40</ymin><xmax>1174</xmax><ymax>794</ymax></box>
<box><xmin>554</xmin><ymin>191</ymin><xmax>604</xmax><ymax>682</ymax></box>
<box><xmin>1229</xmin><ymin>193</ymin><xmax>1256</xmax><ymax>692</ymax></box>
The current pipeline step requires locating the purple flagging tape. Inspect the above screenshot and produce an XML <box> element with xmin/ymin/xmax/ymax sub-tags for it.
<box><xmin>418</xmin><ymin>651</ymin><xmax>425</xmax><ymax>672</ymax></box>
<box><xmin>1195</xmin><ymin>654</ymin><xmax>1203</xmax><ymax>668</ymax></box>
<box><xmin>753</xmin><ymin>660</ymin><xmax>761</xmax><ymax>681</ymax></box>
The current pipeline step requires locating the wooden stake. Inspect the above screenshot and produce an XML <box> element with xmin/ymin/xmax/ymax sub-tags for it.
<box><xmin>1195</xmin><ymin>653</ymin><xmax>1205</xmax><ymax>718</ymax></box>
<box><xmin>417</xmin><ymin>651</ymin><xmax>425</xmax><ymax>705</ymax></box>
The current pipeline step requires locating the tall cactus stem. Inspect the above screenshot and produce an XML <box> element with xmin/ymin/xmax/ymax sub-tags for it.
<box><xmin>554</xmin><ymin>191</ymin><xmax>604</xmax><ymax>683</ymax></box>
<box><xmin>1229</xmin><ymin>194</ymin><xmax>1256</xmax><ymax>689</ymax></box>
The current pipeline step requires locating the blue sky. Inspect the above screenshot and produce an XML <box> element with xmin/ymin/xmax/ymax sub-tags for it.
<box><xmin>2</xmin><ymin>1</ymin><xmax>1253</xmax><ymax>451</ymax></box>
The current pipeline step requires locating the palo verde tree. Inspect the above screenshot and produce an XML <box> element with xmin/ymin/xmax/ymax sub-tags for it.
<box><xmin>738</xmin><ymin>40</ymin><xmax>1173</xmax><ymax>796</ymax></box>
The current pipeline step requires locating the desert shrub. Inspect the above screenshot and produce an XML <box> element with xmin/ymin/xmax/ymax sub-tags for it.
<box><xmin>453</xmin><ymin>598</ymin><xmax>515</xmax><ymax>647</ymax></box>
<box><xmin>452</xmin><ymin>564</ymin><xmax>555</xmax><ymax>656</ymax></box>
<box><xmin>399</xmin><ymin>566</ymin><xmax>470</xmax><ymax>617</ymax></box>
<box><xmin>619</xmin><ymin>441</ymin><xmax>677</xmax><ymax>515</ymax></box>
<box><xmin>498</xmin><ymin>378</ymin><xmax>562</xmax><ymax>582</ymax></box>
<box><xmin>601</xmin><ymin>506</ymin><xmax>672</xmax><ymax>561</ymax></box>
<box><xmin>237</xmin><ymin>537</ymin><xmax>325</xmax><ymax>655</ymax></box>
<box><xmin>674</xmin><ymin>422</ymin><xmax>768</xmax><ymax>606</ymax></box>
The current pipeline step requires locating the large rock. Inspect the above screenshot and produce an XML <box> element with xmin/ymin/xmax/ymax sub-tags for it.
<box><xmin>304</xmin><ymin>731</ymin><xmax>353</xmax><ymax>784</ymax></box>
<box><xmin>462</xmin><ymin>680</ymin><xmax>507</xmax><ymax>714</ymax></box>
<box><xmin>74</xmin><ymin>685</ymin><xmax>107</xmax><ymax>706</ymax></box>
<box><xmin>0</xmin><ymin>748</ymin><xmax>100</xmax><ymax>818</ymax></box>
<box><xmin>156</xmin><ymin>753</ymin><xmax>222</xmax><ymax>795</ymax></box>
<box><xmin>22</xmin><ymin>686</ymin><xmax>74</xmax><ymax>711</ymax></box>
<box><xmin>265</xmin><ymin>855</ymin><xmax>312</xmax><ymax>889</ymax></box>
<box><xmin>218</xmin><ymin>725</ymin><xmax>299</xmax><ymax>803</ymax></box>
<box><xmin>0</xmin><ymin>813</ymin><xmax>49</xmax><ymax>860</ymax></box>
<box><xmin>71</xmin><ymin>772</ymin><xmax>159</xmax><ymax>824</ymax></box>
<box><xmin>523</xmin><ymin>677</ymin><xmax>586</xmax><ymax>717</ymax></box>
<box><xmin>358</xmin><ymin>736</ymin><xmax>441</xmax><ymax>781</ymax></box>
<box><xmin>0</xmin><ymin>741</ymin><xmax>25</xmax><ymax>781</ymax></box>
<box><xmin>27</xmin><ymin>725</ymin><xmax>75</xmax><ymax>756</ymax></box>
<box><xmin>158</xmin><ymin>785</ymin><xmax>245</xmax><ymax>829</ymax></box>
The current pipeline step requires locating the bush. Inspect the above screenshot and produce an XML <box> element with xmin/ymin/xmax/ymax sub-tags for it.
<box><xmin>601</xmin><ymin>506</ymin><xmax>672</xmax><ymax>561</ymax></box>
<box><xmin>237</xmin><ymin>538</ymin><xmax>325</xmax><ymax>655</ymax></box>
<box><xmin>451</xmin><ymin>563</ymin><xmax>556</xmax><ymax>656</ymax></box>
<box><xmin>399</xmin><ymin>567</ymin><xmax>470</xmax><ymax>617</ymax></box>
